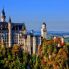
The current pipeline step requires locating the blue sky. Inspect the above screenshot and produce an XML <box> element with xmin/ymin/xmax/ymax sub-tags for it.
<box><xmin>0</xmin><ymin>0</ymin><xmax>69</xmax><ymax>32</ymax></box>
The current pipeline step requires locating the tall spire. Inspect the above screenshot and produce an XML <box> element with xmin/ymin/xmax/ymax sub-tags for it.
<box><xmin>2</xmin><ymin>8</ymin><xmax>5</xmax><ymax>16</ymax></box>
<box><xmin>9</xmin><ymin>17</ymin><xmax>11</xmax><ymax>23</ymax></box>
<box><xmin>1</xmin><ymin>8</ymin><xmax>6</xmax><ymax>22</ymax></box>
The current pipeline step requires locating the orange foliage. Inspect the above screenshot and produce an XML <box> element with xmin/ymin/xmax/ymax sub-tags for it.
<box><xmin>41</xmin><ymin>57</ymin><xmax>47</xmax><ymax>65</ymax></box>
<box><xmin>12</xmin><ymin>44</ymin><xmax>19</xmax><ymax>54</ymax></box>
<box><xmin>46</xmin><ymin>40</ymin><xmax>54</xmax><ymax>45</ymax></box>
<box><xmin>58</xmin><ymin>48</ymin><xmax>68</xmax><ymax>59</ymax></box>
<box><xmin>38</xmin><ymin>45</ymin><xmax>42</xmax><ymax>56</ymax></box>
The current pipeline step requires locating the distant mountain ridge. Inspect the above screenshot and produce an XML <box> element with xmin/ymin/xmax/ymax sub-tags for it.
<box><xmin>27</xmin><ymin>30</ymin><xmax>69</xmax><ymax>36</ymax></box>
<box><xmin>48</xmin><ymin>31</ymin><xmax>69</xmax><ymax>36</ymax></box>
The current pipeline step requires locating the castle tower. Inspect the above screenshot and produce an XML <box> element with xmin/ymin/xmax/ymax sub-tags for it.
<box><xmin>41</xmin><ymin>22</ymin><xmax>47</xmax><ymax>38</ymax></box>
<box><xmin>33</xmin><ymin>36</ymin><xmax>36</xmax><ymax>54</ymax></box>
<box><xmin>61</xmin><ymin>37</ymin><xmax>64</xmax><ymax>46</ymax></box>
<box><xmin>61</xmin><ymin>37</ymin><xmax>64</xmax><ymax>43</ymax></box>
<box><xmin>27</xmin><ymin>34</ymin><xmax>31</xmax><ymax>54</ymax></box>
<box><xmin>8</xmin><ymin>17</ymin><xmax>11</xmax><ymax>47</ymax></box>
<box><xmin>1</xmin><ymin>8</ymin><xmax>6</xmax><ymax>22</ymax></box>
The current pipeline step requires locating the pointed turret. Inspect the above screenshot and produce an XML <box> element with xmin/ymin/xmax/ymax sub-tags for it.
<box><xmin>41</xmin><ymin>22</ymin><xmax>47</xmax><ymax>38</ymax></box>
<box><xmin>1</xmin><ymin>8</ymin><xmax>6</xmax><ymax>22</ymax></box>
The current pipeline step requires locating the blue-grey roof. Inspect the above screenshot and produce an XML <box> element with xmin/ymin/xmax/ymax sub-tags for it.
<box><xmin>0</xmin><ymin>21</ymin><xmax>25</xmax><ymax>31</ymax></box>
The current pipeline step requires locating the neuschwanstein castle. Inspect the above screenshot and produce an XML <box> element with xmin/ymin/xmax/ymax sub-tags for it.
<box><xmin>0</xmin><ymin>9</ymin><xmax>47</xmax><ymax>54</ymax></box>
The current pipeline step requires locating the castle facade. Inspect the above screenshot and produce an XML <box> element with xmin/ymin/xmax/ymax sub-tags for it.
<box><xmin>0</xmin><ymin>9</ymin><xmax>47</xmax><ymax>54</ymax></box>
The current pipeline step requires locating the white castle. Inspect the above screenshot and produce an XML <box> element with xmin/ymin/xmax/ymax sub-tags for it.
<box><xmin>0</xmin><ymin>9</ymin><xmax>47</xmax><ymax>54</ymax></box>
